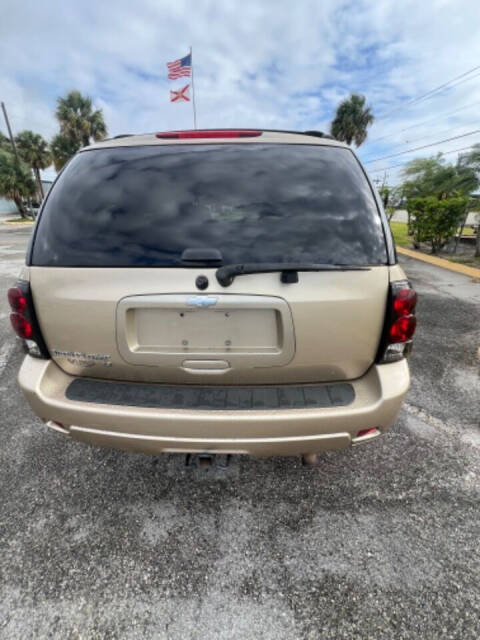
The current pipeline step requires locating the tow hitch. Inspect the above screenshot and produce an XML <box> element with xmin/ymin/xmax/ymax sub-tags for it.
<box><xmin>185</xmin><ymin>453</ymin><xmax>232</xmax><ymax>469</ymax></box>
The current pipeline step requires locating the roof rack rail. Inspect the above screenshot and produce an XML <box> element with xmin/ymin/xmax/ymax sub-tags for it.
<box><xmin>303</xmin><ymin>130</ymin><xmax>335</xmax><ymax>140</ymax></box>
<box><xmin>232</xmin><ymin>128</ymin><xmax>336</xmax><ymax>139</ymax></box>
<box><xmin>98</xmin><ymin>134</ymin><xmax>134</xmax><ymax>141</ymax></box>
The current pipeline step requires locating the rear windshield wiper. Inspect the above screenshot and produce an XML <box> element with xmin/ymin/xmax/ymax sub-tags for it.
<box><xmin>216</xmin><ymin>263</ymin><xmax>371</xmax><ymax>287</ymax></box>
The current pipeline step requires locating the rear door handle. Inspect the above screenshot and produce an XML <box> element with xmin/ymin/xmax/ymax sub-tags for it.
<box><xmin>181</xmin><ymin>360</ymin><xmax>231</xmax><ymax>374</ymax></box>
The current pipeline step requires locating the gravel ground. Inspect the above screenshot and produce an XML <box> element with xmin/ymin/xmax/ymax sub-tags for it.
<box><xmin>0</xmin><ymin>226</ymin><xmax>479</xmax><ymax>639</ymax></box>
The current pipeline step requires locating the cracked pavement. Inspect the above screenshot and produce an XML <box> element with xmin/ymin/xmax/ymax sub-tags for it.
<box><xmin>0</xmin><ymin>227</ymin><xmax>479</xmax><ymax>639</ymax></box>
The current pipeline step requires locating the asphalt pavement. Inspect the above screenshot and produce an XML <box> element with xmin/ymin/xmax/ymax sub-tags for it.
<box><xmin>0</xmin><ymin>225</ymin><xmax>479</xmax><ymax>640</ymax></box>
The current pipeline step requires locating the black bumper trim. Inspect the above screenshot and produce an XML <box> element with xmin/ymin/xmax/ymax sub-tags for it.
<box><xmin>65</xmin><ymin>378</ymin><xmax>355</xmax><ymax>411</ymax></box>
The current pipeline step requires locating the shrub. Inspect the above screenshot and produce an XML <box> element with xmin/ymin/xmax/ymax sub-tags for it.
<box><xmin>406</xmin><ymin>196</ymin><xmax>469</xmax><ymax>254</ymax></box>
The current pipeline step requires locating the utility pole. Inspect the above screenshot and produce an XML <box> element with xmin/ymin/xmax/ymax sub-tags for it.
<box><xmin>1</xmin><ymin>101</ymin><xmax>20</xmax><ymax>162</ymax></box>
<box><xmin>190</xmin><ymin>46</ymin><xmax>197</xmax><ymax>129</ymax></box>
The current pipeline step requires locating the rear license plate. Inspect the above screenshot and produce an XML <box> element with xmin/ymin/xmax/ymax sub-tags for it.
<box><xmin>134</xmin><ymin>307</ymin><xmax>279</xmax><ymax>353</ymax></box>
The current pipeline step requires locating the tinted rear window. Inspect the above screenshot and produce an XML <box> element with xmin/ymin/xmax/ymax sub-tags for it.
<box><xmin>32</xmin><ymin>144</ymin><xmax>387</xmax><ymax>267</ymax></box>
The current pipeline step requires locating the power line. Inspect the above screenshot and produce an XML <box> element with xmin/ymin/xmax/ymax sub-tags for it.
<box><xmin>367</xmin><ymin>99</ymin><xmax>480</xmax><ymax>144</ymax></box>
<box><xmin>377</xmin><ymin>64</ymin><xmax>480</xmax><ymax>120</ymax></box>
<box><xmin>364</xmin><ymin>129</ymin><xmax>480</xmax><ymax>164</ymax></box>
<box><xmin>367</xmin><ymin>144</ymin><xmax>478</xmax><ymax>174</ymax></box>
<box><xmin>377</xmin><ymin>67</ymin><xmax>480</xmax><ymax>120</ymax></box>
<box><xmin>362</xmin><ymin>122</ymin><xmax>480</xmax><ymax>160</ymax></box>
<box><xmin>392</xmin><ymin>123</ymin><xmax>479</xmax><ymax>149</ymax></box>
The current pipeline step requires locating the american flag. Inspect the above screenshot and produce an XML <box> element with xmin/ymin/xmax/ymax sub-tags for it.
<box><xmin>167</xmin><ymin>53</ymin><xmax>192</xmax><ymax>80</ymax></box>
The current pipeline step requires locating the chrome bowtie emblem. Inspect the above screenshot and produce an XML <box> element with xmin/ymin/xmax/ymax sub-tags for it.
<box><xmin>186</xmin><ymin>296</ymin><xmax>218</xmax><ymax>308</ymax></box>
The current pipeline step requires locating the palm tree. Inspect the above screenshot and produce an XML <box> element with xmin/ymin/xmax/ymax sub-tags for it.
<box><xmin>15</xmin><ymin>130</ymin><xmax>51</xmax><ymax>199</ymax></box>
<box><xmin>330</xmin><ymin>94</ymin><xmax>374</xmax><ymax>147</ymax></box>
<box><xmin>55</xmin><ymin>90</ymin><xmax>107</xmax><ymax>147</ymax></box>
<box><xmin>50</xmin><ymin>133</ymin><xmax>81</xmax><ymax>172</ymax></box>
<box><xmin>0</xmin><ymin>152</ymin><xmax>36</xmax><ymax>218</ymax></box>
<box><xmin>0</xmin><ymin>132</ymin><xmax>12</xmax><ymax>154</ymax></box>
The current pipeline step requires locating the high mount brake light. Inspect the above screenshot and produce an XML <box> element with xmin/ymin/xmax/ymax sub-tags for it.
<box><xmin>7</xmin><ymin>282</ymin><xmax>49</xmax><ymax>358</ymax></box>
<box><xmin>377</xmin><ymin>280</ymin><xmax>418</xmax><ymax>363</ymax></box>
<box><xmin>156</xmin><ymin>130</ymin><xmax>262</xmax><ymax>139</ymax></box>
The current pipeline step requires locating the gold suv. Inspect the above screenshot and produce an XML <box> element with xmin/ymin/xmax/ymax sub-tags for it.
<box><xmin>9</xmin><ymin>129</ymin><xmax>417</xmax><ymax>463</ymax></box>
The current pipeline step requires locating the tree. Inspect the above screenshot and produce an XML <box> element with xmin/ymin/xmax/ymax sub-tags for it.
<box><xmin>402</xmin><ymin>154</ymin><xmax>478</xmax><ymax>200</ymax></box>
<box><xmin>0</xmin><ymin>152</ymin><xmax>36</xmax><ymax>218</ymax></box>
<box><xmin>457</xmin><ymin>144</ymin><xmax>480</xmax><ymax>257</ymax></box>
<box><xmin>15</xmin><ymin>130</ymin><xmax>51</xmax><ymax>199</ymax></box>
<box><xmin>330</xmin><ymin>94</ymin><xmax>374</xmax><ymax>146</ymax></box>
<box><xmin>407</xmin><ymin>196</ymin><xmax>469</xmax><ymax>254</ymax></box>
<box><xmin>50</xmin><ymin>133</ymin><xmax>81</xmax><ymax>172</ymax></box>
<box><xmin>457</xmin><ymin>143</ymin><xmax>480</xmax><ymax>173</ymax></box>
<box><xmin>0</xmin><ymin>132</ymin><xmax>12</xmax><ymax>154</ymax></box>
<box><xmin>55</xmin><ymin>90</ymin><xmax>107</xmax><ymax>147</ymax></box>
<box><xmin>51</xmin><ymin>90</ymin><xmax>107</xmax><ymax>169</ymax></box>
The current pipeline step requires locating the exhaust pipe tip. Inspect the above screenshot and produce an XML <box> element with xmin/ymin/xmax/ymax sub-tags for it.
<box><xmin>45</xmin><ymin>420</ymin><xmax>69</xmax><ymax>435</ymax></box>
<box><xmin>301</xmin><ymin>452</ymin><xmax>318</xmax><ymax>467</ymax></box>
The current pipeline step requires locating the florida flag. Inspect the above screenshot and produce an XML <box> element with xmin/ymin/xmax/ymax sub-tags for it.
<box><xmin>170</xmin><ymin>84</ymin><xmax>190</xmax><ymax>102</ymax></box>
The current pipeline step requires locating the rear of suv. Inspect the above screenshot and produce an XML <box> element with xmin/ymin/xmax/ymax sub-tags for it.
<box><xmin>9</xmin><ymin>129</ymin><xmax>416</xmax><ymax>461</ymax></box>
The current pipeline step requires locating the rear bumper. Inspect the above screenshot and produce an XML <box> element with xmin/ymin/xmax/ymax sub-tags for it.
<box><xmin>18</xmin><ymin>356</ymin><xmax>410</xmax><ymax>456</ymax></box>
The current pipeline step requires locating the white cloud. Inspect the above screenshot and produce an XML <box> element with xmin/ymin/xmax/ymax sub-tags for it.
<box><xmin>1</xmin><ymin>0</ymin><xmax>479</xmax><ymax>183</ymax></box>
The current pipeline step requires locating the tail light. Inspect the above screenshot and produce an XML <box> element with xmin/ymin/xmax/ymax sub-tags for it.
<box><xmin>7</xmin><ymin>281</ymin><xmax>49</xmax><ymax>358</ymax></box>
<box><xmin>377</xmin><ymin>280</ymin><xmax>417</xmax><ymax>363</ymax></box>
<box><xmin>8</xmin><ymin>287</ymin><xmax>27</xmax><ymax>313</ymax></box>
<box><xmin>389</xmin><ymin>315</ymin><xmax>417</xmax><ymax>343</ymax></box>
<box><xmin>10</xmin><ymin>313</ymin><xmax>33</xmax><ymax>339</ymax></box>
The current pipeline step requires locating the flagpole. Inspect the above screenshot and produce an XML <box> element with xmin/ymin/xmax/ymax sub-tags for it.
<box><xmin>190</xmin><ymin>46</ymin><xmax>197</xmax><ymax>129</ymax></box>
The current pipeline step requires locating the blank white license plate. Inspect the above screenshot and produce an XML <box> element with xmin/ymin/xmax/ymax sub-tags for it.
<box><xmin>133</xmin><ymin>307</ymin><xmax>279</xmax><ymax>353</ymax></box>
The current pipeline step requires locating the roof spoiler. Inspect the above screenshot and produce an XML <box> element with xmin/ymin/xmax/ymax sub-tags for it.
<box><xmin>105</xmin><ymin>129</ymin><xmax>337</xmax><ymax>141</ymax></box>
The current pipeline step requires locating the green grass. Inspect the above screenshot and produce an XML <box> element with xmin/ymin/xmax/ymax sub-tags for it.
<box><xmin>389</xmin><ymin>221</ymin><xmax>480</xmax><ymax>269</ymax></box>
<box><xmin>389</xmin><ymin>221</ymin><xmax>410</xmax><ymax>248</ymax></box>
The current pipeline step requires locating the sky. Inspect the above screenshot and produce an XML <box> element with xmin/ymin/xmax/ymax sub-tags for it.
<box><xmin>1</xmin><ymin>0</ymin><xmax>480</xmax><ymax>184</ymax></box>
